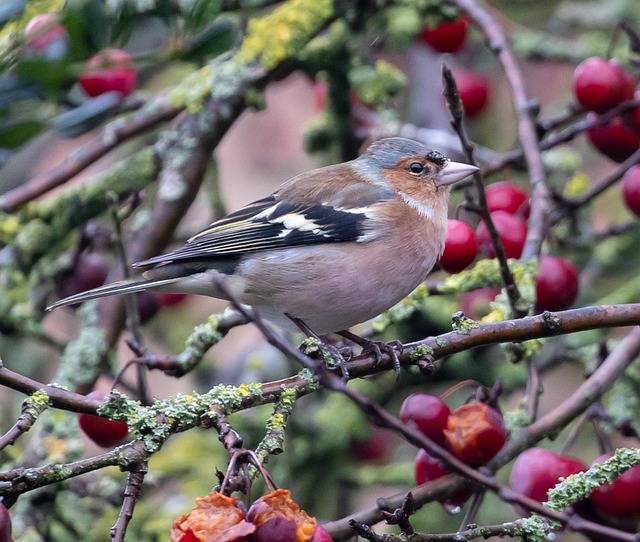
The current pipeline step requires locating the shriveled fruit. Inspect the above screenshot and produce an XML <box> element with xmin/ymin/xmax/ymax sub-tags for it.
<box><xmin>444</xmin><ymin>403</ymin><xmax>507</xmax><ymax>466</ymax></box>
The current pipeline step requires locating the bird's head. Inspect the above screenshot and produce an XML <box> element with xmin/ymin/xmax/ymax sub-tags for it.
<box><xmin>361</xmin><ymin>137</ymin><xmax>478</xmax><ymax>200</ymax></box>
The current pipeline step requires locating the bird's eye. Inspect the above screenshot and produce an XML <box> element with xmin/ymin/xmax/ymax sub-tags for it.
<box><xmin>409</xmin><ymin>162</ymin><xmax>424</xmax><ymax>174</ymax></box>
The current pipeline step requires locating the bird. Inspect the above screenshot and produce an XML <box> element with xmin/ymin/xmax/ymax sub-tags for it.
<box><xmin>47</xmin><ymin>137</ymin><xmax>478</xmax><ymax>340</ymax></box>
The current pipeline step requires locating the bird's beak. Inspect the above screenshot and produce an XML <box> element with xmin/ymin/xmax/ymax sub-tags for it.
<box><xmin>436</xmin><ymin>161</ymin><xmax>479</xmax><ymax>187</ymax></box>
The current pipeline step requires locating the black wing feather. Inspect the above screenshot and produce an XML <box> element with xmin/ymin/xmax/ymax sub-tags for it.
<box><xmin>133</xmin><ymin>195</ymin><xmax>374</xmax><ymax>268</ymax></box>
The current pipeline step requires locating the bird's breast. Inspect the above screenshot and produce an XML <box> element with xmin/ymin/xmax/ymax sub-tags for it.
<box><xmin>235</xmin><ymin>211</ymin><xmax>446</xmax><ymax>334</ymax></box>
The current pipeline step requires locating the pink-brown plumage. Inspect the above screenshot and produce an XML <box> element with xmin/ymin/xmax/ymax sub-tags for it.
<box><xmin>47</xmin><ymin>137</ymin><xmax>478</xmax><ymax>334</ymax></box>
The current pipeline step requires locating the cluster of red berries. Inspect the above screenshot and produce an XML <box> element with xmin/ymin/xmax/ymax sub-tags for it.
<box><xmin>23</xmin><ymin>14</ymin><xmax>137</xmax><ymax>99</ymax></box>
<box><xmin>438</xmin><ymin>182</ymin><xmax>580</xmax><ymax>313</ymax></box>
<box><xmin>572</xmin><ymin>57</ymin><xmax>640</xmax><ymax>163</ymax></box>
<box><xmin>510</xmin><ymin>448</ymin><xmax>640</xmax><ymax>521</ymax></box>
<box><xmin>399</xmin><ymin>392</ymin><xmax>507</xmax><ymax>510</ymax></box>
<box><xmin>419</xmin><ymin>17</ymin><xmax>490</xmax><ymax>117</ymax></box>
<box><xmin>171</xmin><ymin>489</ymin><xmax>332</xmax><ymax>542</ymax></box>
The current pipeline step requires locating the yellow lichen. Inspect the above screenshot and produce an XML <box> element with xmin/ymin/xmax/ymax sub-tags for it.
<box><xmin>236</xmin><ymin>0</ymin><xmax>333</xmax><ymax>69</ymax></box>
<box><xmin>563</xmin><ymin>172</ymin><xmax>590</xmax><ymax>198</ymax></box>
<box><xmin>0</xmin><ymin>215</ymin><xmax>20</xmax><ymax>243</ymax></box>
<box><xmin>168</xmin><ymin>64</ymin><xmax>215</xmax><ymax>113</ymax></box>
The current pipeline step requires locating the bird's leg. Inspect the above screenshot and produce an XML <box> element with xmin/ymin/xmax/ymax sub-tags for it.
<box><xmin>285</xmin><ymin>314</ymin><xmax>351</xmax><ymax>379</ymax></box>
<box><xmin>337</xmin><ymin>330</ymin><xmax>403</xmax><ymax>376</ymax></box>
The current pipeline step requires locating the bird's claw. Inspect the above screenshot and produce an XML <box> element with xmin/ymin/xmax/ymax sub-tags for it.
<box><xmin>337</xmin><ymin>330</ymin><xmax>404</xmax><ymax>377</ymax></box>
<box><xmin>364</xmin><ymin>339</ymin><xmax>403</xmax><ymax>377</ymax></box>
<box><xmin>299</xmin><ymin>339</ymin><xmax>351</xmax><ymax>380</ymax></box>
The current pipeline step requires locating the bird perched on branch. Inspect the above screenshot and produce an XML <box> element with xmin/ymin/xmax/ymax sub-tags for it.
<box><xmin>48</xmin><ymin>137</ymin><xmax>477</xmax><ymax>339</ymax></box>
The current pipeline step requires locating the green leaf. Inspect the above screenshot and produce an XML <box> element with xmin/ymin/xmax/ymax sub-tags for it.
<box><xmin>16</xmin><ymin>58</ymin><xmax>75</xmax><ymax>94</ymax></box>
<box><xmin>185</xmin><ymin>0</ymin><xmax>222</xmax><ymax>30</ymax></box>
<box><xmin>0</xmin><ymin>120</ymin><xmax>45</xmax><ymax>148</ymax></box>
<box><xmin>179</xmin><ymin>19</ymin><xmax>237</xmax><ymax>62</ymax></box>
<box><xmin>82</xmin><ymin>0</ymin><xmax>111</xmax><ymax>50</ymax></box>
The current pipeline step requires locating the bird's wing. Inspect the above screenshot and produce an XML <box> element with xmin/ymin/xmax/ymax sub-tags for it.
<box><xmin>133</xmin><ymin>183</ymin><xmax>394</xmax><ymax>268</ymax></box>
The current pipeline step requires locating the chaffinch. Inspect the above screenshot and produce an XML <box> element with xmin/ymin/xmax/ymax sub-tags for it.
<box><xmin>48</xmin><ymin>137</ymin><xmax>478</xmax><ymax>335</ymax></box>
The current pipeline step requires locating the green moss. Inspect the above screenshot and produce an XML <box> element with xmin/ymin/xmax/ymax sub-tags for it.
<box><xmin>439</xmin><ymin>259</ymin><xmax>538</xmax><ymax>298</ymax></box>
<box><xmin>409</xmin><ymin>344</ymin><xmax>434</xmax><ymax>362</ymax></box>
<box><xmin>168</xmin><ymin>59</ymin><xmax>257</xmax><ymax>113</ymax></box>
<box><xmin>7</xmin><ymin>149</ymin><xmax>156</xmax><ymax>270</ymax></box>
<box><xmin>519</xmin><ymin>515</ymin><xmax>554</xmax><ymax>542</ymax></box>
<box><xmin>383</xmin><ymin>5</ymin><xmax>423</xmax><ymax>47</ymax></box>
<box><xmin>349</xmin><ymin>60</ymin><xmax>406</xmax><ymax>108</ymax></box>
<box><xmin>547</xmin><ymin>447</ymin><xmax>640</xmax><ymax>511</ymax></box>
<box><xmin>56</xmin><ymin>302</ymin><xmax>108</xmax><ymax>389</ymax></box>
<box><xmin>0</xmin><ymin>215</ymin><xmax>21</xmax><ymax>244</ymax></box>
<box><xmin>451</xmin><ymin>312</ymin><xmax>479</xmax><ymax>335</ymax></box>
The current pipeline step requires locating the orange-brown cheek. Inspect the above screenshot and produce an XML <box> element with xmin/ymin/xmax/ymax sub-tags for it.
<box><xmin>382</xmin><ymin>169</ymin><xmax>438</xmax><ymax>201</ymax></box>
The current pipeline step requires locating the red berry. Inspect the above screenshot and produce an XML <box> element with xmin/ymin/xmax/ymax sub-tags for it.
<box><xmin>159</xmin><ymin>292</ymin><xmax>188</xmax><ymax>308</ymax></box>
<box><xmin>622</xmin><ymin>165</ymin><xmax>640</xmax><ymax>216</ymax></box>
<box><xmin>439</xmin><ymin>220</ymin><xmax>478</xmax><ymax>273</ymax></box>
<box><xmin>0</xmin><ymin>503</ymin><xmax>11</xmax><ymax>542</ymax></box>
<box><xmin>625</xmin><ymin>106</ymin><xmax>640</xmax><ymax>136</ymax></box>
<box><xmin>510</xmin><ymin>448</ymin><xmax>587</xmax><ymax>504</ymax></box>
<box><xmin>444</xmin><ymin>403</ymin><xmax>506</xmax><ymax>466</ymax></box>
<box><xmin>454</xmin><ymin>69</ymin><xmax>490</xmax><ymax>117</ymax></box>
<box><xmin>415</xmin><ymin>448</ymin><xmax>447</xmax><ymax>485</ymax></box>
<box><xmin>313</xmin><ymin>82</ymin><xmax>327</xmax><ymax>112</ymax></box>
<box><xmin>535</xmin><ymin>256</ymin><xmax>579</xmax><ymax>313</ymax></box>
<box><xmin>78</xmin><ymin>390</ymin><xmax>129</xmax><ymax>448</ymax></box>
<box><xmin>137</xmin><ymin>291</ymin><xmax>161</xmax><ymax>324</ymax></box>
<box><xmin>590</xmin><ymin>451</ymin><xmax>640</xmax><ymax>518</ymax></box>
<box><xmin>56</xmin><ymin>252</ymin><xmax>109</xmax><ymax>305</ymax></box>
<box><xmin>414</xmin><ymin>449</ymin><xmax>472</xmax><ymax>509</ymax></box>
<box><xmin>313</xmin><ymin>526</ymin><xmax>333</xmax><ymax>542</ymax></box>
<box><xmin>476</xmin><ymin>211</ymin><xmax>527</xmax><ymax>259</ymax></box>
<box><xmin>485</xmin><ymin>181</ymin><xmax>530</xmax><ymax>218</ymax></box>
<box><xmin>420</xmin><ymin>17</ymin><xmax>467</xmax><ymax>53</ymax></box>
<box><xmin>618</xmin><ymin>65</ymin><xmax>636</xmax><ymax>102</ymax></box>
<box><xmin>23</xmin><ymin>13</ymin><xmax>69</xmax><ymax>61</ymax></box>
<box><xmin>587</xmin><ymin>115</ymin><xmax>640</xmax><ymax>163</ymax></box>
<box><xmin>572</xmin><ymin>57</ymin><xmax>631</xmax><ymax>113</ymax></box>
<box><xmin>79</xmin><ymin>48</ymin><xmax>137</xmax><ymax>98</ymax></box>
<box><xmin>350</xmin><ymin>427</ymin><xmax>394</xmax><ymax>463</ymax></box>
<box><xmin>624</xmin><ymin>91</ymin><xmax>640</xmax><ymax>135</ymax></box>
<box><xmin>400</xmin><ymin>393</ymin><xmax>450</xmax><ymax>445</ymax></box>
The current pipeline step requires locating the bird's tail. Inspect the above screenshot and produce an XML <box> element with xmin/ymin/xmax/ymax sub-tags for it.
<box><xmin>46</xmin><ymin>273</ymin><xmax>182</xmax><ymax>311</ymax></box>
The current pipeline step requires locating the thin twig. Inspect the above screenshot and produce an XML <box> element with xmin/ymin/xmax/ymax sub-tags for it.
<box><xmin>450</xmin><ymin>0</ymin><xmax>549</xmax><ymax>261</ymax></box>
<box><xmin>111</xmin><ymin>462</ymin><xmax>148</xmax><ymax>542</ymax></box>
<box><xmin>442</xmin><ymin>65</ymin><xmax>523</xmax><ymax>317</ymax></box>
<box><xmin>0</xmin><ymin>99</ymin><xmax>180</xmax><ymax>212</ymax></box>
<box><xmin>554</xmin><ymin>147</ymin><xmax>640</xmax><ymax>220</ymax></box>
<box><xmin>2</xmin><ymin>304</ymin><xmax>640</xmax><ymax>413</ymax></box>
<box><xmin>108</xmin><ymin>198</ymin><xmax>149</xmax><ymax>405</ymax></box>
